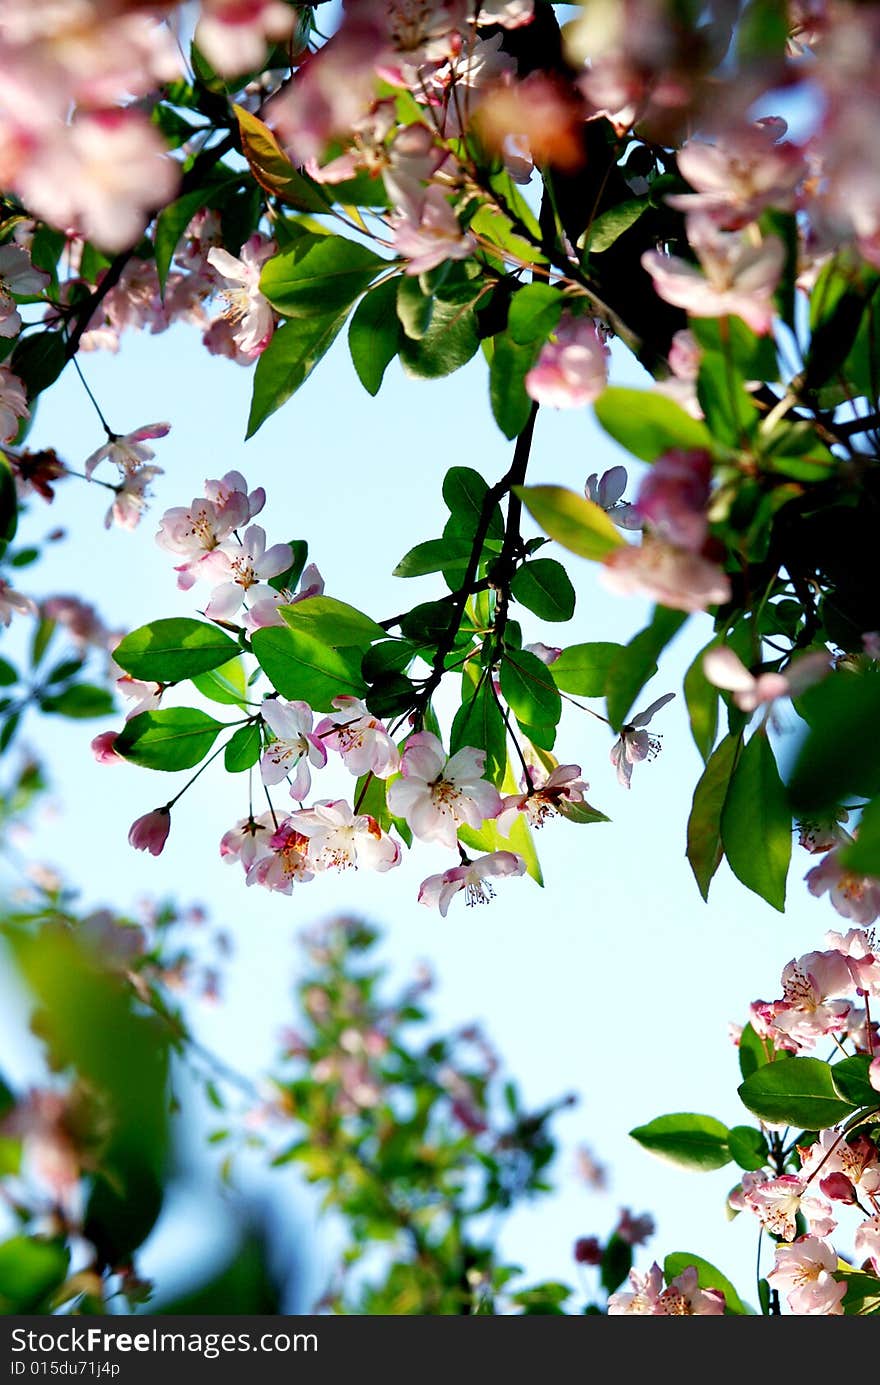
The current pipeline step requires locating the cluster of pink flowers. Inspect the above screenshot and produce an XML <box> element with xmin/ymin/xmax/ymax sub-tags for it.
<box><xmin>747</xmin><ymin>928</ymin><xmax>880</xmax><ymax>1054</ymax></box>
<box><xmin>608</xmin><ymin>1261</ymin><xmax>725</xmax><ymax>1315</ymax></box>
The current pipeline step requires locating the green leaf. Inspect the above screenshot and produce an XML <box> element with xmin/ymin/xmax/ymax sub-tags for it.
<box><xmin>115</xmin><ymin>708</ymin><xmax>225</xmax><ymax>771</ymax></box>
<box><xmin>805</xmin><ymin>255</ymin><xmax>879</xmax><ymax>393</ymax></box>
<box><xmin>251</xmin><ymin>626</ymin><xmax>366</xmax><ymax>710</ymax></box>
<box><xmin>514</xmin><ymin>484</ymin><xmax>625</xmax><ymax>561</ymax></box>
<box><xmin>154</xmin><ymin>187</ymin><xmax>211</xmax><ymax>291</ymax></box>
<box><xmin>556</xmin><ymin>798</ymin><xmax>610</xmax><ymax>825</ymax></box>
<box><xmin>684</xmin><ymin>640</ymin><xmax>720</xmax><ymax>762</ymax></box>
<box><xmin>721</xmin><ymin>731</ymin><xmax>791</xmax><ymax>911</ymax></box>
<box><xmin>269</xmin><ymin>538</ymin><xmax>309</xmax><ymax>594</ymax></box>
<box><xmin>549</xmin><ymin>642</ymin><xmax>622</xmax><ymax>696</ymax></box>
<box><xmin>0</xmin><ymin>1237</ymin><xmax>70</xmax><ymax>1313</ymax></box>
<box><xmin>224</xmin><ymin>723</ymin><xmax>261</xmax><ymax>773</ymax></box>
<box><xmin>838</xmin><ymin>794</ymin><xmax>880</xmax><ymax>876</ymax></box>
<box><xmin>348</xmin><ymin>277</ymin><xmax>402</xmax><ymax>395</ymax></box>
<box><xmin>191</xmin><ymin>658</ymin><xmax>248</xmax><ymax>707</ymax></box>
<box><xmin>399</xmin><ymin>295</ymin><xmax>480</xmax><ymax>378</ymax></box>
<box><xmin>697</xmin><ymin>351</ymin><xmax>760</xmax><ymax>449</ymax></box>
<box><xmin>450</xmin><ymin>675</ymin><xmax>506</xmax><ymax>786</ymax></box>
<box><xmin>279</xmin><ymin>595</ymin><xmax>385</xmax><ymax>649</ymax></box>
<box><xmin>0</xmin><ymin>452</ymin><xmax>17</xmax><ymax>559</ymax></box>
<box><xmin>506</xmin><ymin>283</ymin><xmax>562</xmax><ymax>344</ymax></box>
<box><xmin>737</xmin><ymin>1022</ymin><xmax>773</xmax><ymax>1081</ymax></box>
<box><xmin>738</xmin><ymin>1056</ymin><xmax>858</xmax><ymax>1129</ymax></box>
<box><xmin>490</xmin><ymin>331</ymin><xmax>538</xmax><ymax>439</ymax></box>
<box><xmin>629</xmin><ymin>1113</ymin><xmax>731</xmax><ymax>1172</ymax></box>
<box><xmin>393</xmin><ymin>537</ymin><xmax>474</xmax><ymax>579</ymax></box>
<box><xmin>10</xmin><ymin>332</ymin><xmax>66</xmax><ymax>401</ymax></box>
<box><xmin>690</xmin><ymin>316</ymin><xmax>779</xmax><ymax>381</ymax></box>
<box><xmin>247</xmin><ymin>310</ymin><xmax>350</xmax><ymax>436</ymax></box>
<box><xmin>0</xmin><ymin>655</ymin><xmax>18</xmax><ymax>687</ymax></box>
<box><xmin>831</xmin><ymin>1055</ymin><xmax>880</xmax><ymax>1110</ymax></box>
<box><xmin>789</xmin><ymin>671</ymin><xmax>880</xmax><ymax>812</ymax></box>
<box><xmin>600</xmin><ymin>1235</ymin><xmax>632</xmax><ymax>1295</ymax></box>
<box><xmin>510</xmin><ymin>558</ymin><xmax>575</xmax><ymax>623</ymax></box>
<box><xmin>396</xmin><ymin>275</ymin><xmax>433</xmax><ymax>338</ymax></box>
<box><xmin>443</xmin><ymin>466</ymin><xmax>504</xmax><ymax>542</ymax></box>
<box><xmin>580</xmin><ymin>198</ymin><xmax>648</xmax><ymax>255</ymax></box>
<box><xmin>500</xmin><ymin>649</ymin><xmax>561</xmax><ymax>729</ymax></box>
<box><xmin>727</xmin><ymin>1125</ymin><xmax>769</xmax><ymax>1172</ymax></box>
<box><xmin>112</xmin><ymin>618</ymin><xmax>239</xmax><ymax>683</ymax></box>
<box><xmin>838</xmin><ymin>1265</ymin><xmax>880</xmax><ymax>1316</ymax></box>
<box><xmin>687</xmin><ymin>734</ymin><xmax>740</xmax><ymax>902</ymax></box>
<box><xmin>594</xmin><ymin>387</ymin><xmax>713</xmax><ymax>461</ymax></box>
<box><xmin>234</xmin><ymin>105</ymin><xmax>330</xmax><ymax>212</ymax></box>
<box><xmin>605</xmin><ymin>605</ymin><xmax>686</xmax><ymax>731</ymax></box>
<box><xmin>41</xmin><ymin>684</ymin><xmax>115</xmax><ymax>719</ymax></box>
<box><xmin>663</xmin><ymin>1254</ymin><xmax>749</xmax><ymax>1316</ymax></box>
<box><xmin>261</xmin><ymin>235</ymin><xmax>384</xmax><ymax>319</ymax></box>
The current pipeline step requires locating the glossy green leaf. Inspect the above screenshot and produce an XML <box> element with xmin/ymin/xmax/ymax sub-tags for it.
<box><xmin>727</xmin><ymin>1125</ymin><xmax>769</xmax><ymax>1172</ymax></box>
<box><xmin>252</xmin><ymin>625</ymin><xmax>366</xmax><ymax>709</ymax></box>
<box><xmin>594</xmin><ymin>387</ymin><xmax>712</xmax><ymax>461</ymax></box>
<box><xmin>10</xmin><ymin>332</ymin><xmax>66</xmax><ymax>401</ymax></box>
<box><xmin>0</xmin><ymin>1237</ymin><xmax>70</xmax><ymax>1313</ymax></box>
<box><xmin>247</xmin><ymin>310</ymin><xmax>350</xmax><ymax>436</ymax></box>
<box><xmin>279</xmin><ymin>595</ymin><xmax>385</xmax><ymax>649</ymax></box>
<box><xmin>506</xmin><ymin>283</ymin><xmax>562</xmax><ymax>344</ymax></box>
<box><xmin>154</xmin><ymin>187</ymin><xmax>212</xmax><ymax>291</ymax></box>
<box><xmin>191</xmin><ymin>658</ymin><xmax>249</xmax><ymax>707</ymax></box>
<box><xmin>691</xmin><ymin>316</ymin><xmax>779</xmax><ymax>381</ymax></box>
<box><xmin>396</xmin><ymin>275</ymin><xmax>433</xmax><ymax>338</ymax></box>
<box><xmin>686</xmin><ymin>733</ymin><xmax>740</xmax><ymax>901</ymax></box>
<box><xmin>112</xmin><ymin>618</ymin><xmax>239</xmax><ymax>683</ymax></box>
<box><xmin>443</xmin><ymin>466</ymin><xmax>504</xmax><ymax>542</ymax></box>
<box><xmin>697</xmin><ymin>351</ymin><xmax>760</xmax><ymax>449</ymax></box>
<box><xmin>514</xmin><ymin>485</ymin><xmax>625</xmax><ymax>561</ymax></box>
<box><xmin>737</xmin><ymin>1021</ymin><xmax>774</xmax><ymax>1081</ymax></box>
<box><xmin>0</xmin><ymin>452</ymin><xmax>17</xmax><ymax>559</ymax></box>
<box><xmin>684</xmin><ymin>640</ymin><xmax>720</xmax><ymax>763</ymax></box>
<box><xmin>490</xmin><ymin>331</ymin><xmax>538</xmax><ymax>439</ymax></box>
<box><xmin>605</xmin><ymin>605</ymin><xmax>686</xmax><ymax>731</ymax></box>
<box><xmin>549</xmin><ymin>642</ymin><xmax>622</xmax><ymax>696</ymax></box>
<box><xmin>224</xmin><ymin>723</ymin><xmax>262</xmax><ymax>773</ymax></box>
<box><xmin>500</xmin><ymin>649</ymin><xmax>561</xmax><ymax>730</ymax></box>
<box><xmin>556</xmin><ymin>798</ymin><xmax>610</xmax><ymax>825</ymax></box>
<box><xmin>510</xmin><ymin>559</ymin><xmax>575</xmax><ymax>622</ymax></box>
<box><xmin>831</xmin><ymin>1054</ymin><xmax>879</xmax><ymax>1109</ymax></box>
<box><xmin>838</xmin><ymin>794</ymin><xmax>880</xmax><ymax>876</ymax></box>
<box><xmin>629</xmin><ymin>1113</ymin><xmax>731</xmax><ymax>1171</ymax></box>
<box><xmin>450</xmin><ymin>675</ymin><xmax>506</xmax><ymax>786</ymax></box>
<box><xmin>580</xmin><ymin>198</ymin><xmax>648</xmax><ymax>255</ymax></box>
<box><xmin>115</xmin><ymin>708</ymin><xmax>225</xmax><ymax>771</ymax></box>
<box><xmin>600</xmin><ymin>1235</ymin><xmax>632</xmax><ymax>1295</ymax></box>
<box><xmin>663</xmin><ymin>1254</ymin><xmax>749</xmax><ymax>1315</ymax></box>
<box><xmin>261</xmin><ymin>235</ymin><xmax>384</xmax><ymax>319</ymax></box>
<box><xmin>721</xmin><ymin>731</ymin><xmax>790</xmax><ymax>912</ymax></box>
<box><xmin>393</xmin><ymin>537</ymin><xmax>474</xmax><ymax>579</ymax></box>
<box><xmin>738</xmin><ymin>1056</ymin><xmax>858</xmax><ymax>1129</ymax></box>
<box><xmin>789</xmin><ymin>671</ymin><xmax>880</xmax><ymax>812</ymax></box>
<box><xmin>348</xmin><ymin>277</ymin><xmax>401</xmax><ymax>395</ymax></box>
<box><xmin>838</xmin><ymin>1265</ymin><xmax>880</xmax><ymax>1316</ymax></box>
<box><xmin>399</xmin><ymin>295</ymin><xmax>480</xmax><ymax>378</ymax></box>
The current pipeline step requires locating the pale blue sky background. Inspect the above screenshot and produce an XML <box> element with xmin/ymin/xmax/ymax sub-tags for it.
<box><xmin>0</xmin><ymin>293</ymin><xmax>846</xmax><ymax>1315</ymax></box>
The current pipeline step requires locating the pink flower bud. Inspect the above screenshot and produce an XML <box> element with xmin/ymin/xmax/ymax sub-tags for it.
<box><xmin>870</xmin><ymin>1056</ymin><xmax>880</xmax><ymax>1093</ymax></box>
<box><xmin>819</xmin><ymin>1172</ymin><xmax>856</xmax><ymax>1203</ymax></box>
<box><xmin>91</xmin><ymin>730</ymin><xmax>122</xmax><ymax>765</ymax></box>
<box><xmin>128</xmin><ymin>807</ymin><xmax>171</xmax><ymax>856</ymax></box>
<box><xmin>574</xmin><ymin>1236</ymin><xmax>602</xmax><ymax>1265</ymax></box>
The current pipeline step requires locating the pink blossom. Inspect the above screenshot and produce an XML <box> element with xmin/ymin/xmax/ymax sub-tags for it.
<box><xmin>291</xmin><ymin>799</ymin><xmax>400</xmax><ymax>873</ymax></box>
<box><xmin>703</xmin><ymin>647</ymin><xmax>832</xmax><ymax>712</ymax></box>
<box><xmin>601</xmin><ymin>536</ymin><xmax>731</xmax><ymax>613</ymax></box>
<box><xmin>615</xmin><ymin>1209</ymin><xmax>655</xmax><ymax>1246</ymax></box>
<box><xmin>383</xmin><ymin>123</ymin><xmax>448</xmax><ymax>219</ymax></box>
<box><xmin>315</xmin><ymin>696</ymin><xmax>400</xmax><ymax>779</ymax></box>
<box><xmin>115</xmin><ymin>674</ymin><xmax>162</xmax><ymax>721</ymax></box>
<box><xmin>653</xmin><ymin>1265</ymin><xmax>725</xmax><ymax>1315</ymax></box>
<box><xmin>391</xmin><ymin>186</ymin><xmax>477</xmax><ymax>276</ymax></box>
<box><xmin>42</xmin><ymin>595</ymin><xmax>111</xmax><ymax>650</ymax></box>
<box><xmin>743</xmin><ymin>1173</ymin><xmax>835</xmax><ymax>1241</ymax></box>
<box><xmin>523</xmin><ymin>641</ymin><xmax>562</xmax><ymax>665</ymax></box>
<box><xmin>196</xmin><ymin>0</ymin><xmax>295</xmax><ymax>77</ymax></box>
<box><xmin>770</xmin><ymin>949</ymin><xmax>855</xmax><ymax>1049</ymax></box>
<box><xmin>767</xmin><ymin>1237</ymin><xmax>846</xmax><ymax>1315</ymax></box>
<box><xmin>854</xmin><ymin>1214</ymin><xmax>880</xmax><ymax>1272</ymax></box>
<box><xmin>104</xmin><ymin>464</ymin><xmax>162</xmax><ymax>531</ymax></box>
<box><xmin>641</xmin><ymin>223</ymin><xmax>784</xmax><ymax>335</ymax></box>
<box><xmin>635</xmin><ymin>448</ymin><xmax>712</xmax><ymax>551</ymax></box>
<box><xmin>584</xmin><ymin>465</ymin><xmax>639</xmax><ymax>529</ymax></box>
<box><xmin>0</xmin><ymin>243</ymin><xmax>48</xmax><ymax>338</ymax></box>
<box><xmin>128</xmin><ymin>807</ymin><xmax>171</xmax><ymax>857</ymax></box>
<box><xmin>607</xmin><ymin>1262</ymin><xmax>664</xmax><ymax>1314</ymax></box>
<box><xmin>0</xmin><ymin>365</ymin><xmax>29</xmax><ymax>443</ymax></box>
<box><xmin>244</xmin><ymin>562</ymin><xmax>325</xmax><ymax>631</ymax></box>
<box><xmin>84</xmin><ymin>423</ymin><xmax>169</xmax><ymax>480</ymax></box>
<box><xmin>871</xmin><ymin>1057</ymin><xmax>880</xmax><ymax>1094</ymax></box>
<box><xmin>609</xmin><ymin>693</ymin><xmax>675</xmax><ymax>789</ymax></box>
<box><xmin>498</xmin><ymin>763</ymin><xmax>588</xmax><ymax>832</ymax></box>
<box><xmin>0</xmin><ymin>576</ymin><xmax>36</xmax><ymax>627</ymax></box>
<box><xmin>668</xmin><ymin>121</ymin><xmax>807</xmax><ymax>229</ymax></box>
<box><xmin>203</xmin><ymin>526</ymin><xmax>293</xmax><ymax>622</ymax></box>
<box><xmin>418</xmin><ymin>851</ymin><xmax>526</xmax><ymax>917</ymax></box>
<box><xmin>386</xmin><ymin>731</ymin><xmax>502</xmax><ymax>850</ymax></box>
<box><xmin>157</xmin><ymin>471</ymin><xmax>264</xmax><ymax>587</ymax></box>
<box><xmin>823</xmin><ymin>926</ymin><xmax>880</xmax><ymax>996</ymax></box>
<box><xmin>798</xmin><ymin>1131</ymin><xmax>880</xmax><ymax>1198</ymax></box>
<box><xmin>17</xmin><ymin>110</ymin><xmax>179</xmax><ymax>252</ymax></box>
<box><xmin>207</xmin><ymin>236</ymin><xmax>277</xmax><ymax>357</ymax></box>
<box><xmin>90</xmin><ymin>731</ymin><xmax>122</xmax><ymax>765</ymax></box>
<box><xmin>260</xmin><ymin>698</ymin><xmax>327</xmax><ymax>800</ymax></box>
<box><xmin>525</xmin><ymin>315</ymin><xmax>609</xmax><ymax>409</ymax></box>
<box><xmin>246</xmin><ymin>819</ymin><xmax>313</xmax><ymax>893</ymax></box>
<box><xmin>806</xmin><ymin>848</ymin><xmax>880</xmax><ymax>927</ymax></box>
<box><xmin>574</xmin><ymin>1236</ymin><xmax>602</xmax><ymax>1265</ymax></box>
<box><xmin>219</xmin><ymin>811</ymin><xmax>277</xmax><ymax>872</ymax></box>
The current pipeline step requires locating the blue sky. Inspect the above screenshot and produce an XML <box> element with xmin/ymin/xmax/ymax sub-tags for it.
<box><xmin>0</xmin><ymin>298</ymin><xmax>840</xmax><ymax>1313</ymax></box>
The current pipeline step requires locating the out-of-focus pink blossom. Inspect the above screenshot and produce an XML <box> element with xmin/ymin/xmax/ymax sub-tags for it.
<box><xmin>391</xmin><ymin>185</ymin><xmax>476</xmax><ymax>275</ymax></box>
<box><xmin>870</xmin><ymin>1057</ymin><xmax>880</xmax><ymax>1094</ymax></box>
<box><xmin>418</xmin><ymin>850</ymin><xmax>525</xmax><ymax>916</ymax></box>
<box><xmin>635</xmin><ymin>448</ymin><xmax>712</xmax><ymax>551</ymax></box>
<box><xmin>767</xmin><ymin>1236</ymin><xmax>846</xmax><ymax>1315</ymax></box>
<box><xmin>703</xmin><ymin>646</ymin><xmax>831</xmax><ymax>712</ymax></box>
<box><xmin>0</xmin><ymin>243</ymin><xmax>48</xmax><ymax>337</ymax></box>
<box><xmin>574</xmin><ymin>1236</ymin><xmax>602</xmax><ymax>1265</ymax></box>
<box><xmin>642</xmin><ymin>222</ymin><xmax>784</xmax><ymax>335</ymax></box>
<box><xmin>128</xmin><ymin>807</ymin><xmax>171</xmax><ymax>857</ymax></box>
<box><xmin>601</xmin><ymin>537</ymin><xmax>731</xmax><ymax>613</ymax></box>
<box><xmin>0</xmin><ymin>576</ymin><xmax>36</xmax><ymax>627</ymax></box>
<box><xmin>387</xmin><ymin>731</ymin><xmax>502</xmax><ymax>850</ymax></box>
<box><xmin>668</xmin><ymin>120</ymin><xmax>807</xmax><ymax>228</ymax></box>
<box><xmin>196</xmin><ymin>0</ymin><xmax>295</xmax><ymax>77</ymax></box>
<box><xmin>207</xmin><ymin>236</ymin><xmax>277</xmax><ymax>357</ymax></box>
<box><xmin>525</xmin><ymin>315</ymin><xmax>609</xmax><ymax>408</ymax></box>
<box><xmin>806</xmin><ymin>848</ymin><xmax>880</xmax><ymax>927</ymax></box>
<box><xmin>615</xmin><ymin>1209</ymin><xmax>655</xmax><ymax>1246</ymax></box>
<box><xmin>0</xmin><ymin>365</ymin><xmax>29</xmax><ymax>443</ymax></box>
<box><xmin>585</xmin><ymin>465</ymin><xmax>639</xmax><ymax>529</ymax></box>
